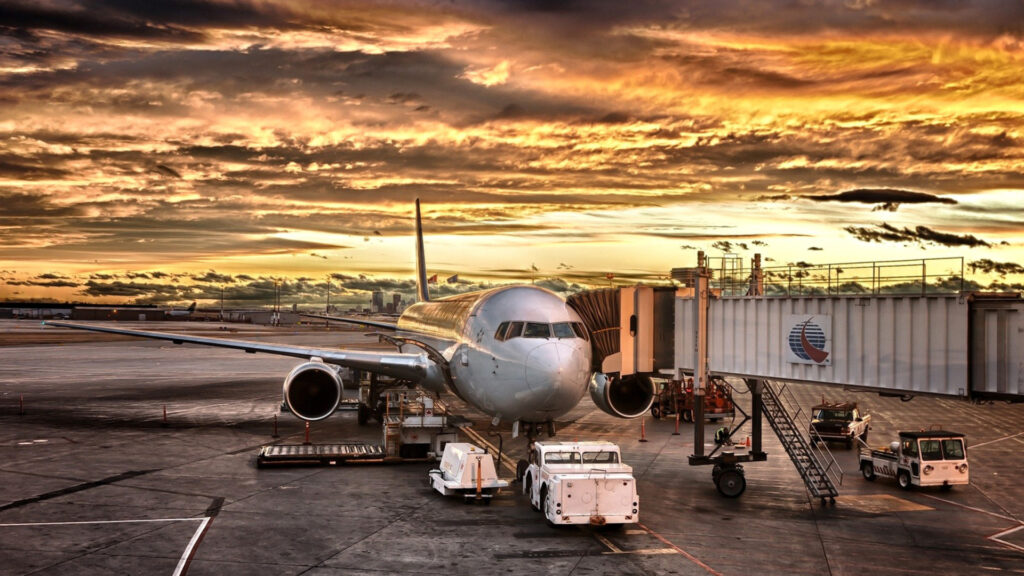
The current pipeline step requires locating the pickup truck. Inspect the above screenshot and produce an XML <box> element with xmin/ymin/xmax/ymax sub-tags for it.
<box><xmin>860</xmin><ymin>430</ymin><xmax>968</xmax><ymax>490</ymax></box>
<box><xmin>809</xmin><ymin>401</ymin><xmax>870</xmax><ymax>448</ymax></box>
<box><xmin>520</xmin><ymin>441</ymin><xmax>638</xmax><ymax>526</ymax></box>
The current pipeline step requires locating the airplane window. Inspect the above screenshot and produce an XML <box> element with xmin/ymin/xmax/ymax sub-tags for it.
<box><xmin>524</xmin><ymin>322</ymin><xmax>551</xmax><ymax>338</ymax></box>
<box><xmin>552</xmin><ymin>322</ymin><xmax>575</xmax><ymax>339</ymax></box>
<box><xmin>571</xmin><ymin>322</ymin><xmax>589</xmax><ymax>341</ymax></box>
<box><xmin>494</xmin><ymin>321</ymin><xmax>510</xmax><ymax>341</ymax></box>
<box><xmin>506</xmin><ymin>321</ymin><xmax>524</xmax><ymax>339</ymax></box>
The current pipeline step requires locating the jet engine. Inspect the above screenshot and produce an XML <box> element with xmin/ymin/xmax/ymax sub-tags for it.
<box><xmin>282</xmin><ymin>360</ymin><xmax>342</xmax><ymax>421</ymax></box>
<box><xmin>588</xmin><ymin>372</ymin><xmax>655</xmax><ymax>418</ymax></box>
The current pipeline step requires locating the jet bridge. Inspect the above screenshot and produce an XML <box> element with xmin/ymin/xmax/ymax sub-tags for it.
<box><xmin>570</xmin><ymin>254</ymin><xmax>1022</xmax><ymax>498</ymax></box>
<box><xmin>604</xmin><ymin>268</ymin><xmax>1023</xmax><ymax>401</ymax></box>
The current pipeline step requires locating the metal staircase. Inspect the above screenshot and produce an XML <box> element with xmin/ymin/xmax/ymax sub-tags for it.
<box><xmin>761</xmin><ymin>380</ymin><xmax>843</xmax><ymax>503</ymax></box>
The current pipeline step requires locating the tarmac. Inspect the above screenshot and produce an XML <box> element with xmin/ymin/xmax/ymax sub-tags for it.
<box><xmin>0</xmin><ymin>319</ymin><xmax>1022</xmax><ymax>575</ymax></box>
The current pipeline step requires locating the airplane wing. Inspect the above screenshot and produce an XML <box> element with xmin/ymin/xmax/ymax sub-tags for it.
<box><xmin>300</xmin><ymin>313</ymin><xmax>398</xmax><ymax>331</ymax></box>
<box><xmin>43</xmin><ymin>321</ymin><xmax>429</xmax><ymax>382</ymax></box>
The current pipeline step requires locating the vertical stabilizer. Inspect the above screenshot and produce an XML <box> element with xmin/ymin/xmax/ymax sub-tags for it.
<box><xmin>415</xmin><ymin>199</ymin><xmax>430</xmax><ymax>302</ymax></box>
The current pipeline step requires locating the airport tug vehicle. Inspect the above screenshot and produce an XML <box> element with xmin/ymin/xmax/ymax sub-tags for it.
<box><xmin>860</xmin><ymin>430</ymin><xmax>969</xmax><ymax>490</ymax></box>
<box><xmin>519</xmin><ymin>441</ymin><xmax>638</xmax><ymax>526</ymax></box>
<box><xmin>429</xmin><ymin>443</ymin><xmax>508</xmax><ymax>503</ymax></box>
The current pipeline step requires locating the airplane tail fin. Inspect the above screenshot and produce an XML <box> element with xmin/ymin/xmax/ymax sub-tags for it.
<box><xmin>415</xmin><ymin>199</ymin><xmax>430</xmax><ymax>302</ymax></box>
<box><xmin>187</xmin><ymin>302</ymin><xmax>196</xmax><ymax>312</ymax></box>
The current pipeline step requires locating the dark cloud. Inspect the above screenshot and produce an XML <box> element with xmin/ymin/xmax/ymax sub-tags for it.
<box><xmin>845</xmin><ymin>223</ymin><xmax>992</xmax><ymax>248</ymax></box>
<box><xmin>806</xmin><ymin>189</ymin><xmax>958</xmax><ymax>211</ymax></box>
<box><xmin>968</xmin><ymin>259</ymin><xmax>1024</xmax><ymax>277</ymax></box>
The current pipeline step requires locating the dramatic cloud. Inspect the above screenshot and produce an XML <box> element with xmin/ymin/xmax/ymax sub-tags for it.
<box><xmin>806</xmin><ymin>189</ymin><xmax>958</xmax><ymax>212</ymax></box>
<box><xmin>845</xmin><ymin>223</ymin><xmax>992</xmax><ymax>248</ymax></box>
<box><xmin>1</xmin><ymin>0</ymin><xmax>1022</xmax><ymax>303</ymax></box>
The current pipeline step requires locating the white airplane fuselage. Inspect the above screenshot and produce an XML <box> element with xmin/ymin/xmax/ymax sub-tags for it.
<box><xmin>396</xmin><ymin>285</ymin><xmax>592</xmax><ymax>423</ymax></box>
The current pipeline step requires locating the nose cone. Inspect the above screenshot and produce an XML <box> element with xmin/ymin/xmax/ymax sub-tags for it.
<box><xmin>525</xmin><ymin>342</ymin><xmax>590</xmax><ymax>415</ymax></box>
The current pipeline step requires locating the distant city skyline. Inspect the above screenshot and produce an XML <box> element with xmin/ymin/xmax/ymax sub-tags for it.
<box><xmin>1</xmin><ymin>1</ymin><xmax>1022</xmax><ymax>306</ymax></box>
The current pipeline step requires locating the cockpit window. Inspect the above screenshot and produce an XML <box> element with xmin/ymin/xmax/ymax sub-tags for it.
<box><xmin>524</xmin><ymin>322</ymin><xmax>551</xmax><ymax>338</ymax></box>
<box><xmin>496</xmin><ymin>320</ymin><xmax>589</xmax><ymax>341</ymax></box>
<box><xmin>494</xmin><ymin>321</ymin><xmax>510</xmax><ymax>341</ymax></box>
<box><xmin>506</xmin><ymin>321</ymin><xmax>524</xmax><ymax>339</ymax></box>
<box><xmin>571</xmin><ymin>322</ymin><xmax>589</xmax><ymax>341</ymax></box>
<box><xmin>552</xmin><ymin>322</ymin><xmax>575</xmax><ymax>339</ymax></box>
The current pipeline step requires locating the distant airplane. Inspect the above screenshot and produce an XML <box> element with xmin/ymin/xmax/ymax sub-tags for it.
<box><xmin>46</xmin><ymin>201</ymin><xmax>654</xmax><ymax>438</ymax></box>
<box><xmin>165</xmin><ymin>302</ymin><xmax>197</xmax><ymax>318</ymax></box>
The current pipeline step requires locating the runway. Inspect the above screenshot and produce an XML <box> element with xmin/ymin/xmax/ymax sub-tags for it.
<box><xmin>1</xmin><ymin>320</ymin><xmax>1022</xmax><ymax>575</ymax></box>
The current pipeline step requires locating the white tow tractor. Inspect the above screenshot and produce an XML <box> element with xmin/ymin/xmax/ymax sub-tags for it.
<box><xmin>428</xmin><ymin>443</ymin><xmax>508</xmax><ymax>503</ymax></box>
<box><xmin>860</xmin><ymin>429</ymin><xmax>969</xmax><ymax>490</ymax></box>
<box><xmin>519</xmin><ymin>441</ymin><xmax>638</xmax><ymax>526</ymax></box>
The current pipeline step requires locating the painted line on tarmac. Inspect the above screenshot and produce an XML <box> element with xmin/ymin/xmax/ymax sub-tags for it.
<box><xmin>174</xmin><ymin>516</ymin><xmax>212</xmax><ymax>576</ymax></box>
<box><xmin>919</xmin><ymin>492</ymin><xmax>1024</xmax><ymax>555</ymax></box>
<box><xmin>969</xmin><ymin>431</ymin><xmax>1024</xmax><ymax>449</ymax></box>
<box><xmin>918</xmin><ymin>493</ymin><xmax>1018</xmax><ymax>523</ymax></box>
<box><xmin>989</xmin><ymin>524</ymin><xmax>1024</xmax><ymax>554</ymax></box>
<box><xmin>638</xmin><ymin>523</ymin><xmax>723</xmax><ymax>576</ymax></box>
<box><xmin>460</xmin><ymin>425</ymin><xmax>518</xmax><ymax>476</ymax></box>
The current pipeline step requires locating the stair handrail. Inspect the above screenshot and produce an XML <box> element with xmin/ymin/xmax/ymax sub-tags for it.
<box><xmin>767</xmin><ymin>380</ymin><xmax>844</xmax><ymax>488</ymax></box>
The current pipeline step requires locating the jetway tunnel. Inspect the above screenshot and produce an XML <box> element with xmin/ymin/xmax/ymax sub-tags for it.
<box><xmin>569</xmin><ymin>286</ymin><xmax>1023</xmax><ymax>401</ymax></box>
<box><xmin>567</xmin><ymin>269</ymin><xmax>1021</xmax><ymax>499</ymax></box>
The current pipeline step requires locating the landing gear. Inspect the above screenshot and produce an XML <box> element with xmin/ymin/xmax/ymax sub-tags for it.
<box><xmin>712</xmin><ymin>464</ymin><xmax>746</xmax><ymax>498</ymax></box>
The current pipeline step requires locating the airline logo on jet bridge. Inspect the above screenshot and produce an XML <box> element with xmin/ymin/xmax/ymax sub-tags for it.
<box><xmin>784</xmin><ymin>315</ymin><xmax>831</xmax><ymax>366</ymax></box>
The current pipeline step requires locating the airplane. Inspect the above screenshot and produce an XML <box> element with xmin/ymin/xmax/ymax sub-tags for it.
<box><xmin>44</xmin><ymin>200</ymin><xmax>655</xmax><ymax>438</ymax></box>
<box><xmin>165</xmin><ymin>301</ymin><xmax>197</xmax><ymax>318</ymax></box>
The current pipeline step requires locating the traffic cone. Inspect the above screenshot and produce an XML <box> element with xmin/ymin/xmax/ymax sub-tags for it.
<box><xmin>639</xmin><ymin>416</ymin><xmax>648</xmax><ymax>442</ymax></box>
<box><xmin>745</xmin><ymin>435</ymin><xmax>751</xmax><ymax>448</ymax></box>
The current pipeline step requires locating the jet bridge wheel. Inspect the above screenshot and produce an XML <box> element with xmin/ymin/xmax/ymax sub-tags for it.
<box><xmin>713</xmin><ymin>464</ymin><xmax>746</xmax><ymax>498</ymax></box>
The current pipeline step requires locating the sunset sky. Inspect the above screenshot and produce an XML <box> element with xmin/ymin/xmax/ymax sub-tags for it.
<box><xmin>1</xmin><ymin>0</ymin><xmax>1022</xmax><ymax>308</ymax></box>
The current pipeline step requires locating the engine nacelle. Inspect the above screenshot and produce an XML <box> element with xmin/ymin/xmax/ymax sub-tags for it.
<box><xmin>589</xmin><ymin>372</ymin><xmax>655</xmax><ymax>418</ymax></box>
<box><xmin>282</xmin><ymin>360</ymin><xmax>342</xmax><ymax>421</ymax></box>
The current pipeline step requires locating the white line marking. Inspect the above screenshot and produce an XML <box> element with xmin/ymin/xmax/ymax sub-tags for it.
<box><xmin>918</xmin><ymin>493</ymin><xmax>1018</xmax><ymax>522</ymax></box>
<box><xmin>969</xmin><ymin>432</ymin><xmax>1024</xmax><ymax>449</ymax></box>
<box><xmin>174</xmin><ymin>516</ymin><xmax>211</xmax><ymax>576</ymax></box>
<box><xmin>0</xmin><ymin>516</ymin><xmax>212</xmax><ymax>576</ymax></box>
<box><xmin>593</xmin><ymin>532</ymin><xmax>623</xmax><ymax>553</ymax></box>
<box><xmin>0</xmin><ymin>518</ymin><xmax>202</xmax><ymax>527</ymax></box>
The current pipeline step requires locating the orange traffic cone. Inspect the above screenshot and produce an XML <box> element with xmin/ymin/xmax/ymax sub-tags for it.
<box><xmin>745</xmin><ymin>435</ymin><xmax>751</xmax><ymax>448</ymax></box>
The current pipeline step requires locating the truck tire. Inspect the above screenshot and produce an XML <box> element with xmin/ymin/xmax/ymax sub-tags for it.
<box><xmin>515</xmin><ymin>459</ymin><xmax>529</xmax><ymax>483</ymax></box>
<box><xmin>651</xmin><ymin>404</ymin><xmax>662</xmax><ymax>420</ymax></box>
<box><xmin>540</xmin><ymin>485</ymin><xmax>554</xmax><ymax>525</ymax></box>
<box><xmin>682</xmin><ymin>410</ymin><xmax>693</xmax><ymax>423</ymax></box>
<box><xmin>716</xmin><ymin>468</ymin><xmax>746</xmax><ymax>498</ymax></box>
<box><xmin>861</xmin><ymin>462</ymin><xmax>876</xmax><ymax>481</ymax></box>
<box><xmin>897</xmin><ymin>470</ymin><xmax>912</xmax><ymax>490</ymax></box>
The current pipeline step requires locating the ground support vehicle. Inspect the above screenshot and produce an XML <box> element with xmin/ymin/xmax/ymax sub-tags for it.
<box><xmin>809</xmin><ymin>401</ymin><xmax>870</xmax><ymax>448</ymax></box>
<box><xmin>860</xmin><ymin>430</ymin><xmax>969</xmax><ymax>490</ymax></box>
<box><xmin>428</xmin><ymin>443</ymin><xmax>508</xmax><ymax>503</ymax></box>
<box><xmin>257</xmin><ymin>393</ymin><xmax>458</xmax><ymax>466</ymax></box>
<box><xmin>650</xmin><ymin>376</ymin><xmax>735</xmax><ymax>422</ymax></box>
<box><xmin>519</xmin><ymin>441</ymin><xmax>638</xmax><ymax>526</ymax></box>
